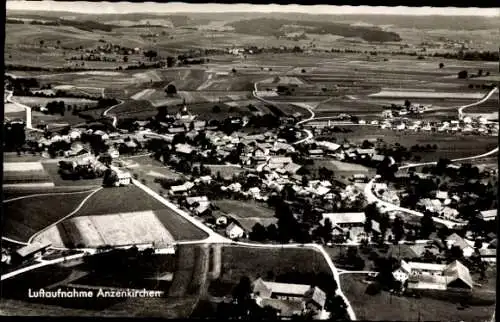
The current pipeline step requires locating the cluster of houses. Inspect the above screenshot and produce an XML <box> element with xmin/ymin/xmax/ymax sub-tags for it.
<box><xmin>378</xmin><ymin>116</ymin><xmax>499</xmax><ymax>136</ymax></box>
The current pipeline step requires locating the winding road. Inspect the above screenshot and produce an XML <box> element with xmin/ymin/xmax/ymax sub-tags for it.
<box><xmin>458</xmin><ymin>87</ymin><xmax>498</xmax><ymax>120</ymax></box>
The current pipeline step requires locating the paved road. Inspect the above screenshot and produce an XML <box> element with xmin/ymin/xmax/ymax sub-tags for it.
<box><xmin>458</xmin><ymin>87</ymin><xmax>498</xmax><ymax>119</ymax></box>
<box><xmin>5</xmin><ymin>90</ymin><xmax>42</xmax><ymax>132</ymax></box>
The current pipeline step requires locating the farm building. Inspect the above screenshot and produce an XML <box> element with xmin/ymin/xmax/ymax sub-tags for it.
<box><xmin>109</xmin><ymin>166</ymin><xmax>132</xmax><ymax>186</ymax></box>
<box><xmin>479</xmin><ymin>209</ymin><xmax>497</xmax><ymax>221</ymax></box>
<box><xmin>252</xmin><ymin>278</ymin><xmax>327</xmax><ymax>318</ymax></box>
<box><xmin>393</xmin><ymin>260</ymin><xmax>473</xmax><ymax>292</ymax></box>
<box><xmin>226</xmin><ymin>222</ymin><xmax>245</xmax><ymax>239</ymax></box>
<box><xmin>170</xmin><ymin>182</ymin><xmax>195</xmax><ymax>194</ymax></box>
<box><xmin>445</xmin><ymin>233</ymin><xmax>475</xmax><ymax>257</ymax></box>
<box><xmin>13</xmin><ymin>241</ymin><xmax>52</xmax><ymax>263</ymax></box>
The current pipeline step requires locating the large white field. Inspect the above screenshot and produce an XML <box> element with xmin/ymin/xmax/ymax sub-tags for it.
<box><xmin>369</xmin><ymin>90</ymin><xmax>485</xmax><ymax>99</ymax></box>
<box><xmin>4</xmin><ymin>162</ymin><xmax>45</xmax><ymax>172</ymax></box>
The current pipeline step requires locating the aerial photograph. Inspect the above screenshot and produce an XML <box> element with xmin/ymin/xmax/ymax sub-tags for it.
<box><xmin>1</xmin><ymin>1</ymin><xmax>498</xmax><ymax>320</ymax></box>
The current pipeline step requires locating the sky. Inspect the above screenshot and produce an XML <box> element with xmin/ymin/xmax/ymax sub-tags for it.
<box><xmin>6</xmin><ymin>1</ymin><xmax>500</xmax><ymax>16</ymax></box>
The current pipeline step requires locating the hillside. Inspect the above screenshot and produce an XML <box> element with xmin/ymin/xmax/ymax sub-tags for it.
<box><xmin>226</xmin><ymin>18</ymin><xmax>402</xmax><ymax>42</ymax></box>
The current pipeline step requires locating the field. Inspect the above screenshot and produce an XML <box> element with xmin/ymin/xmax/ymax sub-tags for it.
<box><xmin>324</xmin><ymin>126</ymin><xmax>498</xmax><ymax>162</ymax></box>
<box><xmin>208</xmin><ymin>245</ymin><xmax>334</xmax><ymax>297</ymax></box>
<box><xmin>214</xmin><ymin>199</ymin><xmax>275</xmax><ymax>219</ymax></box>
<box><xmin>340</xmin><ymin>273</ymin><xmax>495</xmax><ymax>322</ymax></box>
<box><xmin>369</xmin><ymin>90</ymin><xmax>484</xmax><ymax>100</ymax></box>
<box><xmin>30</xmin><ymin>185</ymin><xmax>208</xmax><ymax>246</ymax></box>
<box><xmin>12</xmin><ymin>96</ymin><xmax>98</xmax><ymax>108</ymax></box>
<box><xmin>37</xmin><ymin>210</ymin><xmax>176</xmax><ymax>248</ymax></box>
<box><xmin>2</xmin><ymin>191</ymin><xmax>94</xmax><ymax>242</ymax></box>
<box><xmin>3</xmin><ymin>162</ymin><xmax>55</xmax><ymax>186</ymax></box>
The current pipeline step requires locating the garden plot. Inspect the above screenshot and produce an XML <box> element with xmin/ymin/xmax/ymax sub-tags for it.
<box><xmin>4</xmin><ymin>102</ymin><xmax>25</xmax><ymax>113</ymax></box>
<box><xmin>12</xmin><ymin>96</ymin><xmax>98</xmax><ymax>108</ymax></box>
<box><xmin>37</xmin><ymin>210</ymin><xmax>175</xmax><ymax>248</ymax></box>
<box><xmin>369</xmin><ymin>90</ymin><xmax>485</xmax><ymax>99</ymax></box>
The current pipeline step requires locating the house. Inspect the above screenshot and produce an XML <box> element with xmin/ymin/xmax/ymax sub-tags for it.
<box><xmin>479</xmin><ymin>249</ymin><xmax>496</xmax><ymax>263</ymax></box>
<box><xmin>308</xmin><ymin>149</ymin><xmax>324</xmax><ymax>158</ymax></box>
<box><xmin>356</xmin><ymin>148</ymin><xmax>376</xmax><ymax>157</ymax></box>
<box><xmin>170</xmin><ymin>182</ymin><xmax>195</xmax><ymax>194</ymax></box>
<box><xmin>446</xmin><ymin>233</ymin><xmax>475</xmax><ymax>257</ymax></box>
<box><xmin>186</xmin><ymin>196</ymin><xmax>209</xmax><ymax>206</ymax></box>
<box><xmin>352</xmin><ymin>174</ymin><xmax>368</xmax><ymax>183</ymax></box>
<box><xmin>371</xmin><ymin>154</ymin><xmax>385</xmax><ymax>163</ymax></box>
<box><xmin>284</xmin><ymin>162</ymin><xmax>302</xmax><ymax>175</ymax></box>
<box><xmin>393</xmin><ymin>260</ymin><xmax>473</xmax><ymax>292</ymax></box>
<box><xmin>321</xmin><ymin>212</ymin><xmax>366</xmax><ymax>229</ymax></box>
<box><xmin>316</xmin><ymin>141</ymin><xmax>340</xmax><ymax>152</ymax></box>
<box><xmin>110</xmin><ymin>166</ymin><xmax>132</xmax><ymax>186</ymax></box>
<box><xmin>436</xmin><ymin>190</ymin><xmax>449</xmax><ymax>200</ymax></box>
<box><xmin>175</xmin><ymin>143</ymin><xmax>195</xmax><ymax>155</ymax></box>
<box><xmin>252</xmin><ymin>278</ymin><xmax>326</xmax><ymax>317</ymax></box>
<box><xmin>479</xmin><ymin>209</ymin><xmax>497</xmax><ymax>221</ymax></box>
<box><xmin>226</xmin><ymin>222</ymin><xmax>245</xmax><ymax>239</ymax></box>
<box><xmin>13</xmin><ymin>241</ymin><xmax>52</xmax><ymax>263</ymax></box>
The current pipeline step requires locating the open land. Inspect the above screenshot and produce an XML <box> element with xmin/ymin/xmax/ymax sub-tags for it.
<box><xmin>340</xmin><ymin>273</ymin><xmax>495</xmax><ymax>322</ymax></box>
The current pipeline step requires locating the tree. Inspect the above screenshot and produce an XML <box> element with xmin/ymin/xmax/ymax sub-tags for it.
<box><xmin>212</xmin><ymin>105</ymin><xmax>221</xmax><ymax>113</ymax></box>
<box><xmin>123</xmin><ymin>56</ymin><xmax>128</xmax><ymax>63</ymax></box>
<box><xmin>166</xmin><ymin>56</ymin><xmax>176</xmax><ymax>67</ymax></box>
<box><xmin>232</xmin><ymin>68</ymin><xmax>237</xmax><ymax>73</ymax></box>
<box><xmin>439</xmin><ymin>62</ymin><xmax>444</xmax><ymax>69</ymax></box>
<box><xmin>404</xmin><ymin>99</ymin><xmax>411</xmax><ymax>109</ymax></box>
<box><xmin>56</xmin><ymin>40</ymin><xmax>61</xmax><ymax>47</ymax></box>
<box><xmin>477</xmin><ymin>69</ymin><xmax>483</xmax><ymax>77</ymax></box>
<box><xmin>249</xmin><ymin>223</ymin><xmax>267</xmax><ymax>241</ymax></box>
<box><xmin>458</xmin><ymin>70</ymin><xmax>468</xmax><ymax>79</ymax></box>
<box><xmin>322</xmin><ymin>218</ymin><xmax>333</xmax><ymax>243</ymax></box>
<box><xmin>420</xmin><ymin>211</ymin><xmax>435</xmax><ymax>239</ymax></box>
<box><xmin>232</xmin><ymin>276</ymin><xmax>252</xmax><ymax>304</ymax></box>
<box><xmin>165</xmin><ymin>84</ymin><xmax>177</xmax><ymax>96</ymax></box>
<box><xmin>39</xmin><ymin>39</ymin><xmax>44</xmax><ymax>47</ymax></box>
<box><xmin>102</xmin><ymin>168</ymin><xmax>118</xmax><ymax>187</ymax></box>
<box><xmin>392</xmin><ymin>216</ymin><xmax>405</xmax><ymax>243</ymax></box>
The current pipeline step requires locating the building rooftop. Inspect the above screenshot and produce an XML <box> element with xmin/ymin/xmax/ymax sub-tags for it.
<box><xmin>321</xmin><ymin>212</ymin><xmax>366</xmax><ymax>226</ymax></box>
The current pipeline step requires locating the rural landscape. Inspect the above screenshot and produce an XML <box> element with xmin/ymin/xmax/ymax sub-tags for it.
<box><xmin>2</xmin><ymin>2</ymin><xmax>498</xmax><ymax>321</ymax></box>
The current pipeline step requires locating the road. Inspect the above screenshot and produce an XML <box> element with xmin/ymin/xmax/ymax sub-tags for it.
<box><xmin>458</xmin><ymin>87</ymin><xmax>498</xmax><ymax>119</ymax></box>
<box><xmin>102</xmin><ymin>99</ymin><xmax>124</xmax><ymax>128</ymax></box>
<box><xmin>28</xmin><ymin>187</ymin><xmax>103</xmax><ymax>244</ymax></box>
<box><xmin>5</xmin><ymin>90</ymin><xmax>42</xmax><ymax>132</ymax></box>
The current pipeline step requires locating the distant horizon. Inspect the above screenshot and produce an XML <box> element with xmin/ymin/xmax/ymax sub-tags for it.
<box><xmin>6</xmin><ymin>1</ymin><xmax>500</xmax><ymax>17</ymax></box>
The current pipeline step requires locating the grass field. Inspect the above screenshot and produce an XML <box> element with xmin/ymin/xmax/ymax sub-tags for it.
<box><xmin>327</xmin><ymin>126</ymin><xmax>498</xmax><ymax>162</ymax></box>
<box><xmin>340</xmin><ymin>274</ymin><xmax>495</xmax><ymax>322</ymax></box>
<box><xmin>214</xmin><ymin>199</ymin><xmax>275</xmax><ymax>218</ymax></box>
<box><xmin>208</xmin><ymin>245</ymin><xmax>333</xmax><ymax>297</ymax></box>
<box><xmin>12</xmin><ymin>96</ymin><xmax>98</xmax><ymax>108</ymax></box>
<box><xmin>2</xmin><ymin>191</ymin><xmax>93</xmax><ymax>242</ymax></box>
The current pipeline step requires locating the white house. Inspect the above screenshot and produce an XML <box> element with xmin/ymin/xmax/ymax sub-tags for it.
<box><xmin>226</xmin><ymin>222</ymin><xmax>245</xmax><ymax>239</ymax></box>
<box><xmin>479</xmin><ymin>209</ymin><xmax>497</xmax><ymax>221</ymax></box>
<box><xmin>110</xmin><ymin>166</ymin><xmax>131</xmax><ymax>186</ymax></box>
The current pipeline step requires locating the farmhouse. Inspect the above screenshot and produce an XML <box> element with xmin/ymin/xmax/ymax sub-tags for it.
<box><xmin>170</xmin><ymin>181</ymin><xmax>195</xmax><ymax>194</ymax></box>
<box><xmin>479</xmin><ymin>209</ymin><xmax>497</xmax><ymax>221</ymax></box>
<box><xmin>109</xmin><ymin>166</ymin><xmax>132</xmax><ymax>186</ymax></box>
<box><xmin>226</xmin><ymin>222</ymin><xmax>245</xmax><ymax>239</ymax></box>
<box><xmin>445</xmin><ymin>233</ymin><xmax>474</xmax><ymax>257</ymax></box>
<box><xmin>321</xmin><ymin>212</ymin><xmax>366</xmax><ymax>229</ymax></box>
<box><xmin>393</xmin><ymin>260</ymin><xmax>473</xmax><ymax>292</ymax></box>
<box><xmin>252</xmin><ymin>278</ymin><xmax>327</xmax><ymax>317</ymax></box>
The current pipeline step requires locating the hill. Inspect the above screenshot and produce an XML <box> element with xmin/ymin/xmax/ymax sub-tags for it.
<box><xmin>227</xmin><ymin>18</ymin><xmax>402</xmax><ymax>42</ymax></box>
